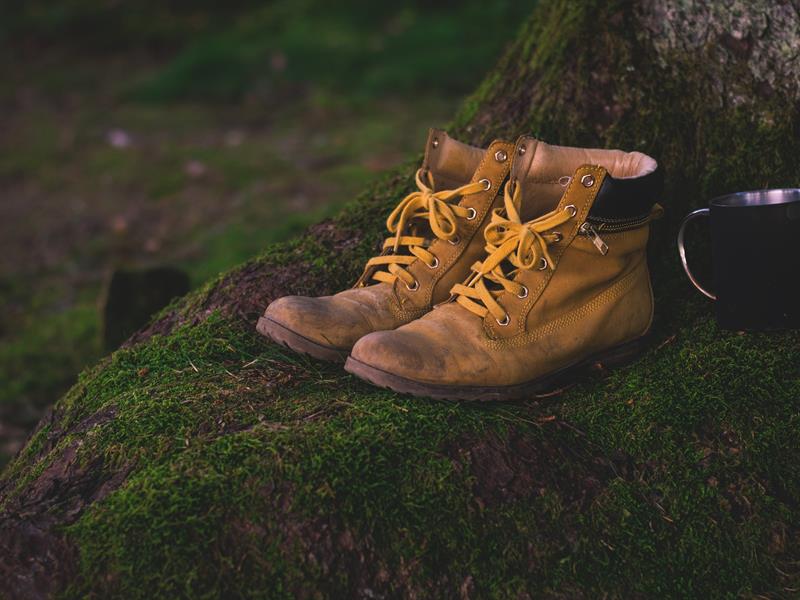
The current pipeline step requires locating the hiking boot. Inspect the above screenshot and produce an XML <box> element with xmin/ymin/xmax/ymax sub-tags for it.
<box><xmin>346</xmin><ymin>136</ymin><xmax>663</xmax><ymax>399</ymax></box>
<box><xmin>257</xmin><ymin>129</ymin><xmax>515</xmax><ymax>361</ymax></box>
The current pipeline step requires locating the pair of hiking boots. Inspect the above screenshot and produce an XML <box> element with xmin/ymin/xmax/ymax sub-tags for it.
<box><xmin>258</xmin><ymin>130</ymin><xmax>663</xmax><ymax>401</ymax></box>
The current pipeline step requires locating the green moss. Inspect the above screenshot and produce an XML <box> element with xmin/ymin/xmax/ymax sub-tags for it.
<box><xmin>52</xmin><ymin>308</ymin><xmax>799</xmax><ymax>597</ymax></box>
<box><xmin>556</xmin><ymin>316</ymin><xmax>800</xmax><ymax>597</ymax></box>
<box><xmin>1</xmin><ymin>260</ymin><xmax>794</xmax><ymax>596</ymax></box>
<box><xmin>59</xmin><ymin>316</ymin><xmax>586</xmax><ymax>597</ymax></box>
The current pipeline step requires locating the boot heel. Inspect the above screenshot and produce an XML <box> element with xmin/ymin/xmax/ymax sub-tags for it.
<box><xmin>592</xmin><ymin>334</ymin><xmax>651</xmax><ymax>370</ymax></box>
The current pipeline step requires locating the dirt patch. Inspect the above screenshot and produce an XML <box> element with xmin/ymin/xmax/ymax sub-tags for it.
<box><xmin>203</xmin><ymin>260</ymin><xmax>320</xmax><ymax>322</ymax></box>
<box><xmin>200</xmin><ymin>220</ymin><xmax>364</xmax><ymax>322</ymax></box>
<box><xmin>1</xmin><ymin>403</ymin><xmax>118</xmax><ymax>482</ymax></box>
<box><xmin>447</xmin><ymin>422</ymin><xmax>628</xmax><ymax>509</ymax></box>
<box><xmin>0</xmin><ymin>515</ymin><xmax>78</xmax><ymax>600</ymax></box>
<box><xmin>6</xmin><ymin>440</ymin><xmax>131</xmax><ymax>521</ymax></box>
<box><xmin>218</xmin><ymin>481</ymin><xmax>424</xmax><ymax>600</ymax></box>
<box><xmin>123</xmin><ymin>258</ymin><xmax>313</xmax><ymax>348</ymax></box>
<box><xmin>0</xmin><ymin>404</ymin><xmax>129</xmax><ymax>600</ymax></box>
<box><xmin>126</xmin><ymin>220</ymin><xmax>364</xmax><ymax>347</ymax></box>
<box><xmin>0</xmin><ymin>447</ymin><xmax>131</xmax><ymax>600</ymax></box>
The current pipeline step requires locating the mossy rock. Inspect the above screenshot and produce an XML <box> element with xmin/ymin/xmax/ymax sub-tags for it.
<box><xmin>2</xmin><ymin>1</ymin><xmax>800</xmax><ymax>598</ymax></box>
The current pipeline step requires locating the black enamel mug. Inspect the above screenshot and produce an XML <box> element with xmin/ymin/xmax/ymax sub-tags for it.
<box><xmin>678</xmin><ymin>189</ymin><xmax>800</xmax><ymax>330</ymax></box>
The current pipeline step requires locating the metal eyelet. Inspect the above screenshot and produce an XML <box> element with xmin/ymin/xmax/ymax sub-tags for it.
<box><xmin>494</xmin><ymin>150</ymin><xmax>508</xmax><ymax>163</ymax></box>
<box><xmin>479</xmin><ymin>178</ymin><xmax>491</xmax><ymax>191</ymax></box>
<box><xmin>406</xmin><ymin>280</ymin><xmax>419</xmax><ymax>291</ymax></box>
<box><xmin>538</xmin><ymin>258</ymin><xmax>548</xmax><ymax>270</ymax></box>
<box><xmin>518</xmin><ymin>145</ymin><xmax>526</xmax><ymax>156</ymax></box>
<box><xmin>558</xmin><ymin>176</ymin><xmax>572</xmax><ymax>187</ymax></box>
<box><xmin>466</xmin><ymin>207</ymin><xmax>478</xmax><ymax>220</ymax></box>
<box><xmin>448</xmin><ymin>235</ymin><xmax>461</xmax><ymax>245</ymax></box>
<box><xmin>496</xmin><ymin>314</ymin><xmax>510</xmax><ymax>326</ymax></box>
<box><xmin>552</xmin><ymin>232</ymin><xmax>563</xmax><ymax>242</ymax></box>
<box><xmin>432</xmin><ymin>138</ymin><xmax>439</xmax><ymax>148</ymax></box>
<box><xmin>581</xmin><ymin>174</ymin><xmax>595</xmax><ymax>187</ymax></box>
<box><xmin>565</xmin><ymin>204</ymin><xmax>577</xmax><ymax>217</ymax></box>
<box><xmin>428</xmin><ymin>257</ymin><xmax>439</xmax><ymax>269</ymax></box>
<box><xmin>517</xmin><ymin>286</ymin><xmax>529</xmax><ymax>299</ymax></box>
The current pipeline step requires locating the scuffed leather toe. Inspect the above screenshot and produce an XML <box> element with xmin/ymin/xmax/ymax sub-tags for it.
<box><xmin>351</xmin><ymin>330</ymin><xmax>428</xmax><ymax>377</ymax></box>
<box><xmin>263</xmin><ymin>295</ymin><xmax>371</xmax><ymax>350</ymax></box>
<box><xmin>349</xmin><ymin>304</ymin><xmax>503</xmax><ymax>387</ymax></box>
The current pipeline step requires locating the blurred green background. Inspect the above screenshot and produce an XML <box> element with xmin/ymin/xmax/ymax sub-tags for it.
<box><xmin>0</xmin><ymin>1</ymin><xmax>528</xmax><ymax>465</ymax></box>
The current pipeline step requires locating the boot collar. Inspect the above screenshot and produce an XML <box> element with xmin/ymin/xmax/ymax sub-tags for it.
<box><xmin>422</xmin><ymin>129</ymin><xmax>485</xmax><ymax>192</ymax></box>
<box><xmin>509</xmin><ymin>136</ymin><xmax>661</xmax><ymax>221</ymax></box>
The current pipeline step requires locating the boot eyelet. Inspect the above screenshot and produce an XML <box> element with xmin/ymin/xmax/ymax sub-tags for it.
<box><xmin>479</xmin><ymin>178</ymin><xmax>491</xmax><ymax>191</ymax></box>
<box><xmin>428</xmin><ymin>257</ymin><xmax>439</xmax><ymax>269</ymax></box>
<box><xmin>406</xmin><ymin>280</ymin><xmax>419</xmax><ymax>291</ymax></box>
<box><xmin>538</xmin><ymin>258</ymin><xmax>548</xmax><ymax>270</ymax></box>
<box><xmin>496</xmin><ymin>314</ymin><xmax>510</xmax><ymax>326</ymax></box>
<box><xmin>466</xmin><ymin>207</ymin><xmax>478</xmax><ymax>220</ymax></box>
<box><xmin>448</xmin><ymin>235</ymin><xmax>461</xmax><ymax>245</ymax></box>
<box><xmin>552</xmin><ymin>231</ymin><xmax>563</xmax><ymax>242</ymax></box>
<box><xmin>565</xmin><ymin>204</ymin><xmax>577</xmax><ymax>217</ymax></box>
<box><xmin>581</xmin><ymin>174</ymin><xmax>595</xmax><ymax>187</ymax></box>
<box><xmin>517</xmin><ymin>286</ymin><xmax>529</xmax><ymax>299</ymax></box>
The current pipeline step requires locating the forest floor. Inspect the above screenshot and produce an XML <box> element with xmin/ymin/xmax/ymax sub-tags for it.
<box><xmin>2</xmin><ymin>3</ymin><xmax>800</xmax><ymax>597</ymax></box>
<box><xmin>0</xmin><ymin>1</ymin><xmax>526</xmax><ymax>465</ymax></box>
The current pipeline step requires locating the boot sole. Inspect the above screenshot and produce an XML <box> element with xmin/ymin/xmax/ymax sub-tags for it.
<box><xmin>256</xmin><ymin>316</ymin><xmax>349</xmax><ymax>363</ymax></box>
<box><xmin>344</xmin><ymin>334</ymin><xmax>651</xmax><ymax>402</ymax></box>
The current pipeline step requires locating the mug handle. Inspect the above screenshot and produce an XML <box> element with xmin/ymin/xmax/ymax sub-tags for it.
<box><xmin>677</xmin><ymin>208</ymin><xmax>717</xmax><ymax>300</ymax></box>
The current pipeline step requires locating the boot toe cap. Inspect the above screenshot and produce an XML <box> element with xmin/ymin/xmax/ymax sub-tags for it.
<box><xmin>350</xmin><ymin>328</ymin><xmax>464</xmax><ymax>386</ymax></box>
<box><xmin>263</xmin><ymin>295</ymin><xmax>370</xmax><ymax>350</ymax></box>
<box><xmin>350</xmin><ymin>330</ymin><xmax>428</xmax><ymax>376</ymax></box>
<box><xmin>349</xmin><ymin>307</ymin><xmax>502</xmax><ymax>389</ymax></box>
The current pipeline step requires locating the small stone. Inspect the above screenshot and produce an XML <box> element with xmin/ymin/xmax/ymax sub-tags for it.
<box><xmin>224</xmin><ymin>130</ymin><xmax>245</xmax><ymax>147</ymax></box>
<box><xmin>184</xmin><ymin>160</ymin><xmax>207</xmax><ymax>178</ymax></box>
<box><xmin>107</xmin><ymin>129</ymin><xmax>131</xmax><ymax>148</ymax></box>
<box><xmin>144</xmin><ymin>238</ymin><xmax>161</xmax><ymax>253</ymax></box>
<box><xmin>110</xmin><ymin>215</ymin><xmax>129</xmax><ymax>234</ymax></box>
<box><xmin>270</xmin><ymin>52</ymin><xmax>287</xmax><ymax>72</ymax></box>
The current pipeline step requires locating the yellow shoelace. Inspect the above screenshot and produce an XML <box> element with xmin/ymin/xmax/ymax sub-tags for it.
<box><xmin>364</xmin><ymin>169</ymin><xmax>490</xmax><ymax>289</ymax></box>
<box><xmin>452</xmin><ymin>180</ymin><xmax>576</xmax><ymax>322</ymax></box>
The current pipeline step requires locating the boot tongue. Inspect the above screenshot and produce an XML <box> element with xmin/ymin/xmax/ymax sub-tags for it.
<box><xmin>511</xmin><ymin>136</ymin><xmax>657</xmax><ymax>222</ymax></box>
<box><xmin>422</xmin><ymin>128</ymin><xmax>485</xmax><ymax>192</ymax></box>
<box><xmin>509</xmin><ymin>137</ymin><xmax>586</xmax><ymax>222</ymax></box>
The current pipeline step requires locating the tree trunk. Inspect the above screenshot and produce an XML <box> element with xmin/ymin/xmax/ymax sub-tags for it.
<box><xmin>2</xmin><ymin>1</ymin><xmax>800</xmax><ymax>598</ymax></box>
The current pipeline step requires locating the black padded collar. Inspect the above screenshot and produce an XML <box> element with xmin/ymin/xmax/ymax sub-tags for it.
<box><xmin>589</xmin><ymin>166</ymin><xmax>663</xmax><ymax>220</ymax></box>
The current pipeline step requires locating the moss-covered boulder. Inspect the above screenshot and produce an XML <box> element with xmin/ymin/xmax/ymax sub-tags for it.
<box><xmin>2</xmin><ymin>1</ymin><xmax>800</xmax><ymax>597</ymax></box>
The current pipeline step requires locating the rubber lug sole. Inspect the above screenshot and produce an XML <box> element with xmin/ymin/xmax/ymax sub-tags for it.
<box><xmin>344</xmin><ymin>334</ymin><xmax>651</xmax><ymax>402</ymax></box>
<box><xmin>256</xmin><ymin>316</ymin><xmax>349</xmax><ymax>363</ymax></box>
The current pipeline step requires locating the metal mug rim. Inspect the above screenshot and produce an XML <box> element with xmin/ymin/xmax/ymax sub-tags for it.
<box><xmin>710</xmin><ymin>188</ymin><xmax>800</xmax><ymax>208</ymax></box>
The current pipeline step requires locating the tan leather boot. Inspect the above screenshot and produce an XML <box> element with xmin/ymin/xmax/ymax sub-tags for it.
<box><xmin>257</xmin><ymin>130</ymin><xmax>515</xmax><ymax>361</ymax></box>
<box><xmin>346</xmin><ymin>137</ymin><xmax>663</xmax><ymax>400</ymax></box>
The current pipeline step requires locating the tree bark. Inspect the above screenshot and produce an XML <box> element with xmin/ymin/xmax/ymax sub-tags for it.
<box><xmin>2</xmin><ymin>1</ymin><xmax>800</xmax><ymax>598</ymax></box>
